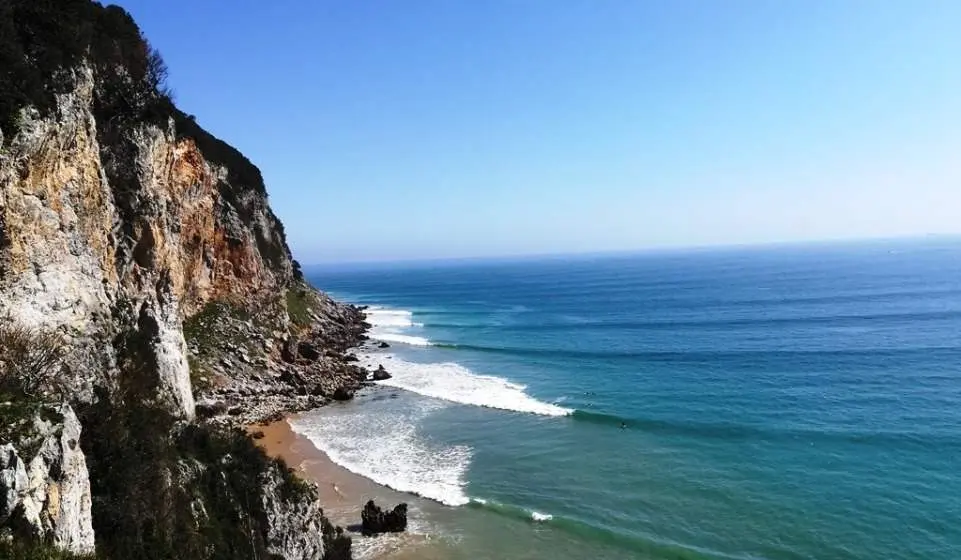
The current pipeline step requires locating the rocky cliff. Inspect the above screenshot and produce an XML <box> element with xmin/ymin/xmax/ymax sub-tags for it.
<box><xmin>0</xmin><ymin>2</ymin><xmax>365</xmax><ymax>558</ymax></box>
<box><xmin>0</xmin><ymin>404</ymin><xmax>94</xmax><ymax>554</ymax></box>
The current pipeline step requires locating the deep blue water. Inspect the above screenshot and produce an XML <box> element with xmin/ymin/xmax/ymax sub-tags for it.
<box><xmin>299</xmin><ymin>239</ymin><xmax>961</xmax><ymax>559</ymax></box>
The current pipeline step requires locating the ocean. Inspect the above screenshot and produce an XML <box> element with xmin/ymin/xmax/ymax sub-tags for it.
<box><xmin>292</xmin><ymin>238</ymin><xmax>961</xmax><ymax>560</ymax></box>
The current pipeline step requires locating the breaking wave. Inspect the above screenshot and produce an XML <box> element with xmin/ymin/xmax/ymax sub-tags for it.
<box><xmin>290</xmin><ymin>399</ymin><xmax>471</xmax><ymax>507</ymax></box>
<box><xmin>359</xmin><ymin>354</ymin><xmax>571</xmax><ymax>417</ymax></box>
<box><xmin>364</xmin><ymin>306</ymin><xmax>431</xmax><ymax>346</ymax></box>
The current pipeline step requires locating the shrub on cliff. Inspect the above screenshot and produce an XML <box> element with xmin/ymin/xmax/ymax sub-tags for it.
<box><xmin>0</xmin><ymin>319</ymin><xmax>68</xmax><ymax>398</ymax></box>
<box><xmin>286</xmin><ymin>288</ymin><xmax>315</xmax><ymax>328</ymax></box>
<box><xmin>0</xmin><ymin>539</ymin><xmax>99</xmax><ymax>560</ymax></box>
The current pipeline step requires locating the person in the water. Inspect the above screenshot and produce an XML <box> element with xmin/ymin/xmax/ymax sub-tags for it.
<box><xmin>620</xmin><ymin>422</ymin><xmax>627</xmax><ymax>429</ymax></box>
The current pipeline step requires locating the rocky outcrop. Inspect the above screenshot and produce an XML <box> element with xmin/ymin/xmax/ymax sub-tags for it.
<box><xmin>360</xmin><ymin>500</ymin><xmax>408</xmax><ymax>536</ymax></box>
<box><xmin>260</xmin><ymin>462</ymin><xmax>327</xmax><ymax>559</ymax></box>
<box><xmin>186</xmin><ymin>289</ymin><xmax>370</xmax><ymax>425</ymax></box>
<box><xmin>371</xmin><ymin>365</ymin><xmax>392</xmax><ymax>381</ymax></box>
<box><xmin>0</xmin><ymin>404</ymin><xmax>94</xmax><ymax>554</ymax></box>
<box><xmin>0</xmin><ymin>2</ymin><xmax>367</xmax><ymax>557</ymax></box>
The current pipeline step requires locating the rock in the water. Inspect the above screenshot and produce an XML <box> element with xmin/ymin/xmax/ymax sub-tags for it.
<box><xmin>377</xmin><ymin>341</ymin><xmax>390</xmax><ymax>349</ymax></box>
<box><xmin>371</xmin><ymin>365</ymin><xmax>391</xmax><ymax>381</ymax></box>
<box><xmin>331</xmin><ymin>387</ymin><xmax>354</xmax><ymax>401</ymax></box>
<box><xmin>360</xmin><ymin>500</ymin><xmax>408</xmax><ymax>536</ymax></box>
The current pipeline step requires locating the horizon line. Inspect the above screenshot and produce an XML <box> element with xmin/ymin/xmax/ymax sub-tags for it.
<box><xmin>299</xmin><ymin>232</ymin><xmax>961</xmax><ymax>269</ymax></box>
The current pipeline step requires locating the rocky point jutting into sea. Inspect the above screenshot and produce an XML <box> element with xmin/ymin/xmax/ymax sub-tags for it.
<box><xmin>0</xmin><ymin>1</ymin><xmax>380</xmax><ymax>558</ymax></box>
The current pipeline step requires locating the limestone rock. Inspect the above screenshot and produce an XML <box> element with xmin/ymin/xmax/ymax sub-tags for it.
<box><xmin>0</xmin><ymin>404</ymin><xmax>95</xmax><ymax>554</ymax></box>
<box><xmin>259</xmin><ymin>463</ymin><xmax>327</xmax><ymax>559</ymax></box>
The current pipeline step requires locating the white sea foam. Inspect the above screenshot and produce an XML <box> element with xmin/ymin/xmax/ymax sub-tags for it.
<box><xmin>365</xmin><ymin>306</ymin><xmax>431</xmax><ymax>346</ymax></box>
<box><xmin>365</xmin><ymin>307</ymin><xmax>416</xmax><ymax>328</ymax></box>
<box><xmin>370</xmin><ymin>333</ymin><xmax>432</xmax><ymax>346</ymax></box>
<box><xmin>360</xmin><ymin>354</ymin><xmax>572</xmax><ymax>417</ymax></box>
<box><xmin>290</xmin><ymin>400</ymin><xmax>471</xmax><ymax>507</ymax></box>
<box><xmin>531</xmin><ymin>511</ymin><xmax>553</xmax><ymax>522</ymax></box>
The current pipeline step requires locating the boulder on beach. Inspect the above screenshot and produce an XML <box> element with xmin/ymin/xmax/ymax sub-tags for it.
<box><xmin>377</xmin><ymin>341</ymin><xmax>390</xmax><ymax>349</ymax></box>
<box><xmin>361</xmin><ymin>500</ymin><xmax>408</xmax><ymax>536</ymax></box>
<box><xmin>372</xmin><ymin>365</ymin><xmax>391</xmax><ymax>381</ymax></box>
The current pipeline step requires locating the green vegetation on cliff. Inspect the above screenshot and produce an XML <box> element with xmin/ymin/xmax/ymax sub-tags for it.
<box><xmin>0</xmin><ymin>540</ymin><xmax>99</xmax><ymax>560</ymax></box>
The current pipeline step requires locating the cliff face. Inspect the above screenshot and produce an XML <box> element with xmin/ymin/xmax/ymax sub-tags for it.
<box><xmin>0</xmin><ymin>404</ymin><xmax>94</xmax><ymax>554</ymax></box>
<box><xmin>0</xmin><ymin>2</ymin><xmax>364</xmax><ymax>558</ymax></box>
<box><xmin>0</xmin><ymin>63</ymin><xmax>296</xmax><ymax>419</ymax></box>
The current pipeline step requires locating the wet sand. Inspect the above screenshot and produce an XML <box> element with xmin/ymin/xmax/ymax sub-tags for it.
<box><xmin>248</xmin><ymin>417</ymin><xmax>447</xmax><ymax>559</ymax></box>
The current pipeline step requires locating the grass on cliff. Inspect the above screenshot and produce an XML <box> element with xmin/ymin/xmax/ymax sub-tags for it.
<box><xmin>182</xmin><ymin>300</ymin><xmax>250</xmax><ymax>351</ymax></box>
<box><xmin>286</xmin><ymin>288</ymin><xmax>315</xmax><ymax>329</ymax></box>
<box><xmin>183</xmin><ymin>298</ymin><xmax>288</xmax><ymax>393</ymax></box>
<box><xmin>0</xmin><ymin>540</ymin><xmax>100</xmax><ymax>560</ymax></box>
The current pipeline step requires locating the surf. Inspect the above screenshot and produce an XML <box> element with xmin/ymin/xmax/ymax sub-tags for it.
<box><xmin>359</xmin><ymin>354</ymin><xmax>572</xmax><ymax>417</ymax></box>
<box><xmin>364</xmin><ymin>306</ymin><xmax>431</xmax><ymax>346</ymax></box>
<box><xmin>290</xmin><ymin>398</ymin><xmax>472</xmax><ymax>507</ymax></box>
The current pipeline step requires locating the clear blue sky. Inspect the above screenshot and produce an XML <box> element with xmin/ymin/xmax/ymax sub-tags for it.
<box><xmin>116</xmin><ymin>0</ymin><xmax>961</xmax><ymax>263</ymax></box>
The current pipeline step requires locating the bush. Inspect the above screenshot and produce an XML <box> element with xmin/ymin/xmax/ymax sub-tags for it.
<box><xmin>286</xmin><ymin>289</ymin><xmax>314</xmax><ymax>329</ymax></box>
<box><xmin>0</xmin><ymin>319</ymin><xmax>68</xmax><ymax>398</ymax></box>
<box><xmin>0</xmin><ymin>539</ymin><xmax>99</xmax><ymax>560</ymax></box>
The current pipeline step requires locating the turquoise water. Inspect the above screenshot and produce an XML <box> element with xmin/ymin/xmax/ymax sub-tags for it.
<box><xmin>299</xmin><ymin>239</ymin><xmax>961</xmax><ymax>559</ymax></box>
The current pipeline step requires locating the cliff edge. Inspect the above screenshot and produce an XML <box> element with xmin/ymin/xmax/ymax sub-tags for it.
<box><xmin>0</xmin><ymin>2</ymin><xmax>364</xmax><ymax>558</ymax></box>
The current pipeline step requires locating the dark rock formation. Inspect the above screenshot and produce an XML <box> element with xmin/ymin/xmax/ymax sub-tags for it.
<box><xmin>372</xmin><ymin>365</ymin><xmax>391</xmax><ymax>381</ymax></box>
<box><xmin>298</xmin><ymin>341</ymin><xmax>322</xmax><ymax>361</ymax></box>
<box><xmin>377</xmin><ymin>341</ymin><xmax>390</xmax><ymax>349</ymax></box>
<box><xmin>322</xmin><ymin>519</ymin><xmax>352</xmax><ymax>560</ymax></box>
<box><xmin>360</xmin><ymin>500</ymin><xmax>408</xmax><ymax>536</ymax></box>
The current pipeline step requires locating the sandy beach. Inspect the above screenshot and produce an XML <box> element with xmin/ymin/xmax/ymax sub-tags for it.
<box><xmin>249</xmin><ymin>418</ymin><xmax>449</xmax><ymax>560</ymax></box>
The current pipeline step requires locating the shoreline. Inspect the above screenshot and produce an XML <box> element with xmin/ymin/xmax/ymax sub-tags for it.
<box><xmin>249</xmin><ymin>415</ymin><xmax>445</xmax><ymax>560</ymax></box>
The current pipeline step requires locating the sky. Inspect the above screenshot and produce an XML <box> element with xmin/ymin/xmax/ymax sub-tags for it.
<box><xmin>115</xmin><ymin>0</ymin><xmax>961</xmax><ymax>263</ymax></box>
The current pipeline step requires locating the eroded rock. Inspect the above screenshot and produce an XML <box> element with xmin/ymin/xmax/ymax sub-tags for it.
<box><xmin>0</xmin><ymin>404</ymin><xmax>94</xmax><ymax>554</ymax></box>
<box><xmin>360</xmin><ymin>500</ymin><xmax>408</xmax><ymax>536</ymax></box>
<box><xmin>371</xmin><ymin>365</ymin><xmax>391</xmax><ymax>381</ymax></box>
